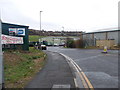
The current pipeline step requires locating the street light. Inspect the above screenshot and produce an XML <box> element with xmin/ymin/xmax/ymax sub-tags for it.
<box><xmin>39</xmin><ymin>11</ymin><xmax>43</xmax><ymax>43</ymax></box>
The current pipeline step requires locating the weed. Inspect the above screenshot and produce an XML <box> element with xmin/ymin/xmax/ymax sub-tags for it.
<box><xmin>4</xmin><ymin>47</ymin><xmax>46</xmax><ymax>88</ymax></box>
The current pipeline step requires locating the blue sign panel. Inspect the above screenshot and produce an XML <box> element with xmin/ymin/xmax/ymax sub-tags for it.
<box><xmin>17</xmin><ymin>28</ymin><xmax>25</xmax><ymax>36</ymax></box>
<box><xmin>18</xmin><ymin>30</ymin><xmax>24</xmax><ymax>34</ymax></box>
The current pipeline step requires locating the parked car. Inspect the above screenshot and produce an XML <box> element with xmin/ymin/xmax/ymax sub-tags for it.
<box><xmin>29</xmin><ymin>42</ymin><xmax>38</xmax><ymax>47</ymax></box>
<box><xmin>41</xmin><ymin>45</ymin><xmax>47</xmax><ymax>50</ymax></box>
<box><xmin>54</xmin><ymin>43</ymin><xmax>59</xmax><ymax>46</ymax></box>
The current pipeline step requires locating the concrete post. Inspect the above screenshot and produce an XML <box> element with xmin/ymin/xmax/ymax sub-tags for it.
<box><xmin>0</xmin><ymin>18</ymin><xmax>3</xmax><ymax>89</ymax></box>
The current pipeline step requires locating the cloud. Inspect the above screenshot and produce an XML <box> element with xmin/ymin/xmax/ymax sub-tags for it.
<box><xmin>0</xmin><ymin>0</ymin><xmax>119</xmax><ymax>32</ymax></box>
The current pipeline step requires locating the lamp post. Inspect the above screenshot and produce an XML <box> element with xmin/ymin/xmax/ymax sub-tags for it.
<box><xmin>39</xmin><ymin>11</ymin><xmax>42</xmax><ymax>43</ymax></box>
<box><xmin>61</xmin><ymin>26</ymin><xmax>64</xmax><ymax>36</ymax></box>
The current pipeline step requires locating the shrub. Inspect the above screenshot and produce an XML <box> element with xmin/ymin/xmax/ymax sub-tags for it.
<box><xmin>66</xmin><ymin>38</ymin><xmax>75</xmax><ymax>48</ymax></box>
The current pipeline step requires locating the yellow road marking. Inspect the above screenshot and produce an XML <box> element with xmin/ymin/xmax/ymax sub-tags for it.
<box><xmin>71</xmin><ymin>61</ymin><xmax>88</xmax><ymax>88</ymax></box>
<box><xmin>81</xmin><ymin>72</ymin><xmax>94</xmax><ymax>90</ymax></box>
<box><xmin>70</xmin><ymin>56</ymin><xmax>94</xmax><ymax>90</ymax></box>
<box><xmin>60</xmin><ymin>53</ymin><xmax>94</xmax><ymax>90</ymax></box>
<box><xmin>72</xmin><ymin>60</ymin><xmax>94</xmax><ymax>90</ymax></box>
<box><xmin>78</xmin><ymin>72</ymin><xmax>89</xmax><ymax>89</ymax></box>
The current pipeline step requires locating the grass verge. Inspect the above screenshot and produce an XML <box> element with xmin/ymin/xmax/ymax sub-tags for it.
<box><xmin>4</xmin><ymin>47</ymin><xmax>47</xmax><ymax>88</ymax></box>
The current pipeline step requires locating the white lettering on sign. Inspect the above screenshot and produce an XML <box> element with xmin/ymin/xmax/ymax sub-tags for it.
<box><xmin>1</xmin><ymin>34</ymin><xmax>23</xmax><ymax>44</ymax></box>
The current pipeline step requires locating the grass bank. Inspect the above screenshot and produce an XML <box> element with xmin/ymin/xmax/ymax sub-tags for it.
<box><xmin>4</xmin><ymin>47</ymin><xmax>47</xmax><ymax>88</ymax></box>
<box><xmin>29</xmin><ymin>35</ymin><xmax>45</xmax><ymax>42</ymax></box>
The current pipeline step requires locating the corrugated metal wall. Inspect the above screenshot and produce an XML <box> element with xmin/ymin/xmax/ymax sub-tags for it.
<box><xmin>107</xmin><ymin>31</ymin><xmax>119</xmax><ymax>45</ymax></box>
<box><xmin>83</xmin><ymin>30</ymin><xmax>119</xmax><ymax>47</ymax></box>
<box><xmin>94</xmin><ymin>32</ymin><xmax>106</xmax><ymax>40</ymax></box>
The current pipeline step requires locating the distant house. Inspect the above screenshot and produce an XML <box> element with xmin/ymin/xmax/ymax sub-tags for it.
<box><xmin>2</xmin><ymin>22</ymin><xmax>29</xmax><ymax>50</ymax></box>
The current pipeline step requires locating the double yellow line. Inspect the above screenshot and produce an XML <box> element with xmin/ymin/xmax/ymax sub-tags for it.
<box><xmin>60</xmin><ymin>53</ymin><xmax>94</xmax><ymax>90</ymax></box>
<box><xmin>72</xmin><ymin>60</ymin><xmax>94</xmax><ymax>90</ymax></box>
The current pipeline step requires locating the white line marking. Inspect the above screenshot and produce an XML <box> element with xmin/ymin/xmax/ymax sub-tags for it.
<box><xmin>74</xmin><ymin>78</ymin><xmax>78</xmax><ymax>88</ymax></box>
<box><xmin>74</xmin><ymin>54</ymin><xmax>103</xmax><ymax>61</ymax></box>
<box><xmin>60</xmin><ymin>53</ymin><xmax>94</xmax><ymax>89</ymax></box>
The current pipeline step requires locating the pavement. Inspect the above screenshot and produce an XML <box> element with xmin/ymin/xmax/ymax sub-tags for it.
<box><xmin>25</xmin><ymin>51</ymin><xmax>75</xmax><ymax>89</ymax></box>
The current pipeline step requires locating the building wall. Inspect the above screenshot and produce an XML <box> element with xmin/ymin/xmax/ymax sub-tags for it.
<box><xmin>83</xmin><ymin>33</ymin><xmax>95</xmax><ymax>46</ymax></box>
<box><xmin>107</xmin><ymin>31</ymin><xmax>119</xmax><ymax>45</ymax></box>
<box><xmin>94</xmin><ymin>32</ymin><xmax>106</xmax><ymax>40</ymax></box>
<box><xmin>83</xmin><ymin>30</ymin><xmax>119</xmax><ymax>47</ymax></box>
<box><xmin>96</xmin><ymin>40</ymin><xmax>115</xmax><ymax>49</ymax></box>
<box><xmin>2</xmin><ymin>22</ymin><xmax>29</xmax><ymax>50</ymax></box>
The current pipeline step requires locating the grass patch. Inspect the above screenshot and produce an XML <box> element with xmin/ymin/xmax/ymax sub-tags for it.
<box><xmin>29</xmin><ymin>35</ymin><xmax>45</xmax><ymax>42</ymax></box>
<box><xmin>4</xmin><ymin>47</ymin><xmax>47</xmax><ymax>88</ymax></box>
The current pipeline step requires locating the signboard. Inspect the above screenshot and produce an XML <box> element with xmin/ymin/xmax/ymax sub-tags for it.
<box><xmin>9</xmin><ymin>28</ymin><xmax>17</xmax><ymax>33</ymax></box>
<box><xmin>8</xmin><ymin>28</ymin><xmax>25</xmax><ymax>36</ymax></box>
<box><xmin>17</xmin><ymin>28</ymin><xmax>25</xmax><ymax>36</ymax></box>
<box><xmin>9</xmin><ymin>28</ymin><xmax>17</xmax><ymax>35</ymax></box>
<box><xmin>1</xmin><ymin>34</ymin><xmax>23</xmax><ymax>44</ymax></box>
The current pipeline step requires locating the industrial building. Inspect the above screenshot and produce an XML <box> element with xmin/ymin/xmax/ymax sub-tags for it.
<box><xmin>82</xmin><ymin>29</ymin><xmax>120</xmax><ymax>49</ymax></box>
<box><xmin>2</xmin><ymin>22</ymin><xmax>29</xmax><ymax>50</ymax></box>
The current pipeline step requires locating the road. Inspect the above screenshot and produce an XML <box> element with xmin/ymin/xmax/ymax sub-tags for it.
<box><xmin>47</xmin><ymin>47</ymin><xmax>118</xmax><ymax>88</ymax></box>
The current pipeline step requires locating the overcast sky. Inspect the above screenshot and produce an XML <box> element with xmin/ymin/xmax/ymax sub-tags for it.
<box><xmin>0</xmin><ymin>0</ymin><xmax>119</xmax><ymax>32</ymax></box>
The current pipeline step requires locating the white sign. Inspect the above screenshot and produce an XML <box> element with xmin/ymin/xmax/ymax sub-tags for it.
<box><xmin>9</xmin><ymin>28</ymin><xmax>17</xmax><ymax>33</ymax></box>
<box><xmin>1</xmin><ymin>34</ymin><xmax>23</xmax><ymax>44</ymax></box>
<box><xmin>8</xmin><ymin>28</ymin><xmax>25</xmax><ymax>36</ymax></box>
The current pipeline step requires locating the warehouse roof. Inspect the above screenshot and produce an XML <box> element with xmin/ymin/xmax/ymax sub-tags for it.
<box><xmin>2</xmin><ymin>22</ymin><xmax>29</xmax><ymax>28</ymax></box>
<box><xmin>85</xmin><ymin>28</ymin><xmax>120</xmax><ymax>34</ymax></box>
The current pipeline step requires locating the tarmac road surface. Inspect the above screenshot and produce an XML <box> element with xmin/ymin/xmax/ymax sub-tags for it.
<box><xmin>47</xmin><ymin>47</ymin><xmax>119</xmax><ymax>89</ymax></box>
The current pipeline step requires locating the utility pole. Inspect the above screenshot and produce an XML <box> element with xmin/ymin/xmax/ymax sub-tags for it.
<box><xmin>61</xmin><ymin>26</ymin><xmax>64</xmax><ymax>36</ymax></box>
<box><xmin>39</xmin><ymin>11</ymin><xmax>42</xmax><ymax>43</ymax></box>
<box><xmin>0</xmin><ymin>15</ymin><xmax>4</xmax><ymax>89</ymax></box>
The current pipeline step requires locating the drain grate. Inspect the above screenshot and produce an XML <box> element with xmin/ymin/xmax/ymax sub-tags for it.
<box><xmin>52</xmin><ymin>84</ymin><xmax>70</xmax><ymax>90</ymax></box>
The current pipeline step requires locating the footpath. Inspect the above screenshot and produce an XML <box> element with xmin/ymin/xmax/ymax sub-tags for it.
<box><xmin>25</xmin><ymin>51</ymin><xmax>75</xmax><ymax>89</ymax></box>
